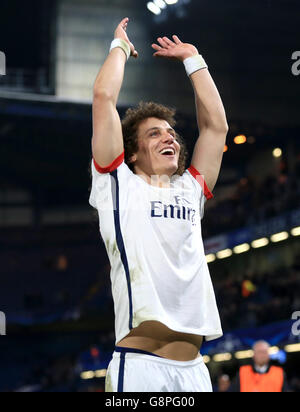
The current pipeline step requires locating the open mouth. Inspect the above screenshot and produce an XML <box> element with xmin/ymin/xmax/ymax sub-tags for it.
<box><xmin>159</xmin><ymin>148</ymin><xmax>176</xmax><ymax>158</ymax></box>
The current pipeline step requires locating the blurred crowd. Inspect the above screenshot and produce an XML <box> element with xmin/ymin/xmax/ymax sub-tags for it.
<box><xmin>7</xmin><ymin>336</ymin><xmax>300</xmax><ymax>393</ymax></box>
<box><xmin>215</xmin><ymin>254</ymin><xmax>300</xmax><ymax>331</ymax></box>
<box><xmin>203</xmin><ymin>162</ymin><xmax>300</xmax><ymax>238</ymax></box>
<box><xmin>1</xmin><ymin>248</ymin><xmax>300</xmax><ymax>392</ymax></box>
<box><xmin>216</xmin><ymin>370</ymin><xmax>300</xmax><ymax>393</ymax></box>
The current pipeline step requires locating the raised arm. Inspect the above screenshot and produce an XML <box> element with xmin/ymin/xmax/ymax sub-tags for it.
<box><xmin>92</xmin><ymin>18</ymin><xmax>138</xmax><ymax>168</ymax></box>
<box><xmin>152</xmin><ymin>36</ymin><xmax>228</xmax><ymax>192</ymax></box>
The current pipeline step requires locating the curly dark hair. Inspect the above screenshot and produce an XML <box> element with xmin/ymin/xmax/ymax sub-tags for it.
<box><xmin>122</xmin><ymin>101</ymin><xmax>188</xmax><ymax>176</ymax></box>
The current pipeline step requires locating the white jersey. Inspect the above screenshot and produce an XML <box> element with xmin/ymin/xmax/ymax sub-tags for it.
<box><xmin>89</xmin><ymin>152</ymin><xmax>223</xmax><ymax>344</ymax></box>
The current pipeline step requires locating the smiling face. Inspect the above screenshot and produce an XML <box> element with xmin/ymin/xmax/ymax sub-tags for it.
<box><xmin>130</xmin><ymin>117</ymin><xmax>181</xmax><ymax>178</ymax></box>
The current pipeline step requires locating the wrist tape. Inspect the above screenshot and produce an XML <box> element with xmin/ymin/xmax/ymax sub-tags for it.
<box><xmin>110</xmin><ymin>38</ymin><xmax>131</xmax><ymax>61</ymax></box>
<box><xmin>183</xmin><ymin>54</ymin><xmax>208</xmax><ymax>77</ymax></box>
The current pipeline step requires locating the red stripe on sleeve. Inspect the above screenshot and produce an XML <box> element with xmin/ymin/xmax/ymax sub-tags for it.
<box><xmin>93</xmin><ymin>151</ymin><xmax>125</xmax><ymax>174</ymax></box>
<box><xmin>188</xmin><ymin>165</ymin><xmax>214</xmax><ymax>200</ymax></box>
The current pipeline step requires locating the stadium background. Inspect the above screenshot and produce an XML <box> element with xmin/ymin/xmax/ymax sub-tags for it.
<box><xmin>0</xmin><ymin>0</ymin><xmax>300</xmax><ymax>392</ymax></box>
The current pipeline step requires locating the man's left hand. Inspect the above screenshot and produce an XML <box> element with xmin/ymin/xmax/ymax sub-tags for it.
<box><xmin>152</xmin><ymin>36</ymin><xmax>198</xmax><ymax>62</ymax></box>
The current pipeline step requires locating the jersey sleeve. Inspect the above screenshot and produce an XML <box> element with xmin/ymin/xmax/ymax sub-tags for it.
<box><xmin>184</xmin><ymin>165</ymin><xmax>213</xmax><ymax>219</ymax></box>
<box><xmin>89</xmin><ymin>151</ymin><xmax>132</xmax><ymax>210</ymax></box>
<box><xmin>187</xmin><ymin>165</ymin><xmax>214</xmax><ymax>201</ymax></box>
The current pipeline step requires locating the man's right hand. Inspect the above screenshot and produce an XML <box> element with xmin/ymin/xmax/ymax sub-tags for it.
<box><xmin>114</xmin><ymin>18</ymin><xmax>138</xmax><ymax>59</ymax></box>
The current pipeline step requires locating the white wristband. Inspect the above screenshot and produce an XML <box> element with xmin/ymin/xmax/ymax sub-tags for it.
<box><xmin>183</xmin><ymin>54</ymin><xmax>208</xmax><ymax>77</ymax></box>
<box><xmin>110</xmin><ymin>38</ymin><xmax>131</xmax><ymax>61</ymax></box>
